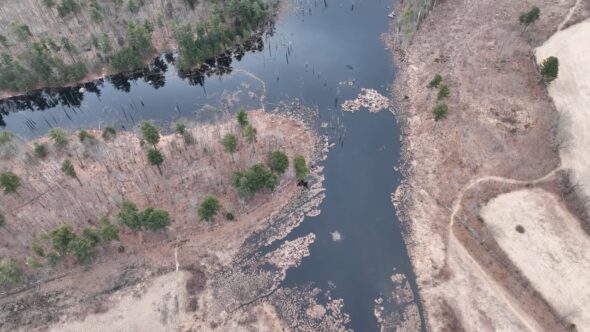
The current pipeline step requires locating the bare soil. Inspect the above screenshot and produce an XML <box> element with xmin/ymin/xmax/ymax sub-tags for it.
<box><xmin>389</xmin><ymin>0</ymin><xmax>590</xmax><ymax>330</ymax></box>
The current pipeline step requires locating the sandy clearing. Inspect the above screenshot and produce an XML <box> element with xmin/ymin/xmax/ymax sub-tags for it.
<box><xmin>536</xmin><ymin>19</ymin><xmax>590</xmax><ymax>201</ymax></box>
<box><xmin>50</xmin><ymin>271</ymin><xmax>191</xmax><ymax>332</ymax></box>
<box><xmin>481</xmin><ymin>189</ymin><xmax>590</xmax><ymax>329</ymax></box>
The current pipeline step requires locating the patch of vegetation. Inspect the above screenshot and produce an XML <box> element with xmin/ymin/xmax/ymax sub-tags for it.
<box><xmin>232</xmin><ymin>163</ymin><xmax>277</xmax><ymax>199</ymax></box>
<box><xmin>102</xmin><ymin>126</ymin><xmax>117</xmax><ymax>140</ymax></box>
<box><xmin>198</xmin><ymin>195</ymin><xmax>221</xmax><ymax>221</ymax></box>
<box><xmin>139</xmin><ymin>207</ymin><xmax>171</xmax><ymax>231</ymax></box>
<box><xmin>57</xmin><ymin>0</ymin><xmax>80</xmax><ymax>17</ymax></box>
<box><xmin>427</xmin><ymin>74</ymin><xmax>442</xmax><ymax>88</ymax></box>
<box><xmin>33</xmin><ymin>142</ymin><xmax>48</xmax><ymax>159</ymax></box>
<box><xmin>433</xmin><ymin>103</ymin><xmax>449</xmax><ymax>121</ymax></box>
<box><xmin>0</xmin><ymin>171</ymin><xmax>20</xmax><ymax>194</ymax></box>
<box><xmin>78</xmin><ymin>129</ymin><xmax>95</xmax><ymax>143</ymax></box>
<box><xmin>31</xmin><ymin>242</ymin><xmax>45</xmax><ymax>257</ymax></box>
<box><xmin>11</xmin><ymin>23</ymin><xmax>32</xmax><ymax>41</ymax></box>
<box><xmin>237</xmin><ymin>109</ymin><xmax>249</xmax><ymax>128</ymax></box>
<box><xmin>519</xmin><ymin>6</ymin><xmax>540</xmax><ymax>27</ymax></box>
<box><xmin>0</xmin><ymin>257</ymin><xmax>23</xmax><ymax>286</ymax></box>
<box><xmin>48</xmin><ymin>128</ymin><xmax>69</xmax><ymax>149</ymax></box>
<box><xmin>221</xmin><ymin>134</ymin><xmax>238</xmax><ymax>153</ymax></box>
<box><xmin>140</xmin><ymin>120</ymin><xmax>160</xmax><ymax>146</ymax></box>
<box><xmin>244</xmin><ymin>125</ymin><xmax>256</xmax><ymax>143</ymax></box>
<box><xmin>175</xmin><ymin>123</ymin><xmax>186</xmax><ymax>135</ymax></box>
<box><xmin>293</xmin><ymin>155</ymin><xmax>308</xmax><ymax>181</ymax></box>
<box><xmin>146</xmin><ymin>148</ymin><xmax>164</xmax><ymax>173</ymax></box>
<box><xmin>0</xmin><ymin>131</ymin><xmax>13</xmax><ymax>145</ymax></box>
<box><xmin>0</xmin><ymin>211</ymin><xmax>5</xmax><ymax>227</ymax></box>
<box><xmin>110</xmin><ymin>22</ymin><xmax>152</xmax><ymax>72</ymax></box>
<box><xmin>268</xmin><ymin>150</ymin><xmax>288</xmax><ymax>174</ymax></box>
<box><xmin>540</xmin><ymin>56</ymin><xmax>559</xmax><ymax>83</ymax></box>
<box><xmin>89</xmin><ymin>0</ymin><xmax>102</xmax><ymax>22</ymax></box>
<box><xmin>82</xmin><ymin>227</ymin><xmax>101</xmax><ymax>247</ymax></box>
<box><xmin>117</xmin><ymin>200</ymin><xmax>171</xmax><ymax>231</ymax></box>
<box><xmin>437</xmin><ymin>84</ymin><xmax>450</xmax><ymax>100</ymax></box>
<box><xmin>61</xmin><ymin>159</ymin><xmax>81</xmax><ymax>185</ymax></box>
<box><xmin>225</xmin><ymin>212</ymin><xmax>234</xmax><ymax>221</ymax></box>
<box><xmin>117</xmin><ymin>200</ymin><xmax>141</xmax><ymax>230</ymax></box>
<box><xmin>173</xmin><ymin>0</ymin><xmax>268</xmax><ymax>70</ymax></box>
<box><xmin>99</xmin><ymin>217</ymin><xmax>119</xmax><ymax>241</ymax></box>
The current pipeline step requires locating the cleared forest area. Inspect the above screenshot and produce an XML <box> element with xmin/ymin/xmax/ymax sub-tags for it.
<box><xmin>0</xmin><ymin>110</ymin><xmax>316</xmax><ymax>289</ymax></box>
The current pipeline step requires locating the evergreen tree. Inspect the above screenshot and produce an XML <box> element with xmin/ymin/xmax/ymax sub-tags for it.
<box><xmin>0</xmin><ymin>171</ymin><xmax>20</xmax><ymax>194</ymax></box>
<box><xmin>198</xmin><ymin>195</ymin><xmax>221</xmax><ymax>221</ymax></box>
<box><xmin>293</xmin><ymin>155</ymin><xmax>308</xmax><ymax>181</ymax></box>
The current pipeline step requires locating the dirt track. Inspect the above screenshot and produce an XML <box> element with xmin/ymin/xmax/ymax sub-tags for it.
<box><xmin>390</xmin><ymin>0</ymin><xmax>590</xmax><ymax>330</ymax></box>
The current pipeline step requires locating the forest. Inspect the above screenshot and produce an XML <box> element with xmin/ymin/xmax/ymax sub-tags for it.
<box><xmin>0</xmin><ymin>0</ymin><xmax>272</xmax><ymax>94</ymax></box>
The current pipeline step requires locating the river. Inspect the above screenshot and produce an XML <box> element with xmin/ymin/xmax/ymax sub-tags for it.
<box><xmin>0</xmin><ymin>0</ymin><xmax>424</xmax><ymax>330</ymax></box>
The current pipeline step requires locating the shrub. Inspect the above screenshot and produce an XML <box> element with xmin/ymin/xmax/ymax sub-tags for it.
<box><xmin>0</xmin><ymin>211</ymin><xmax>4</xmax><ymax>227</ymax></box>
<box><xmin>99</xmin><ymin>217</ymin><xmax>119</xmax><ymax>241</ymax></box>
<box><xmin>57</xmin><ymin>0</ymin><xmax>80</xmax><ymax>17</ymax></box>
<box><xmin>110</xmin><ymin>47</ymin><xmax>142</xmax><ymax>72</ymax></box>
<box><xmin>269</xmin><ymin>150</ymin><xmax>289</xmax><ymax>174</ymax></box>
<box><xmin>68</xmin><ymin>238</ymin><xmax>92</xmax><ymax>263</ymax></box>
<box><xmin>221</xmin><ymin>134</ymin><xmax>238</xmax><ymax>153</ymax></box>
<box><xmin>0</xmin><ymin>131</ymin><xmax>13</xmax><ymax>145</ymax></box>
<box><xmin>540</xmin><ymin>56</ymin><xmax>559</xmax><ymax>83</ymax></box>
<box><xmin>44</xmin><ymin>224</ymin><xmax>77</xmax><ymax>254</ymax></box>
<box><xmin>140</xmin><ymin>120</ymin><xmax>160</xmax><ymax>146</ymax></box>
<box><xmin>245</xmin><ymin>125</ymin><xmax>256</xmax><ymax>143</ymax></box>
<box><xmin>102</xmin><ymin>126</ymin><xmax>116</xmax><ymax>140</ymax></box>
<box><xmin>427</xmin><ymin>74</ymin><xmax>442</xmax><ymax>88</ymax></box>
<box><xmin>140</xmin><ymin>208</ymin><xmax>170</xmax><ymax>231</ymax></box>
<box><xmin>225</xmin><ymin>212</ymin><xmax>234</xmax><ymax>221</ymax></box>
<box><xmin>0</xmin><ymin>171</ymin><xmax>20</xmax><ymax>194</ymax></box>
<box><xmin>0</xmin><ymin>257</ymin><xmax>23</xmax><ymax>286</ymax></box>
<box><xmin>198</xmin><ymin>195</ymin><xmax>221</xmax><ymax>221</ymax></box>
<box><xmin>146</xmin><ymin>148</ymin><xmax>164</xmax><ymax>173</ymax></box>
<box><xmin>78</xmin><ymin>130</ymin><xmax>95</xmax><ymax>143</ymax></box>
<box><xmin>33</xmin><ymin>142</ymin><xmax>48</xmax><ymax>158</ymax></box>
<box><xmin>175</xmin><ymin>123</ymin><xmax>186</xmax><ymax>135</ymax></box>
<box><xmin>117</xmin><ymin>200</ymin><xmax>141</xmax><ymax>230</ymax></box>
<box><xmin>519</xmin><ymin>7</ymin><xmax>540</xmax><ymax>26</ymax></box>
<box><xmin>232</xmin><ymin>164</ymin><xmax>277</xmax><ymax>199</ymax></box>
<box><xmin>46</xmin><ymin>252</ymin><xmax>61</xmax><ymax>266</ymax></box>
<box><xmin>237</xmin><ymin>109</ymin><xmax>249</xmax><ymax>127</ymax></box>
<box><xmin>293</xmin><ymin>155</ymin><xmax>308</xmax><ymax>181</ymax></box>
<box><xmin>60</xmin><ymin>159</ymin><xmax>80</xmax><ymax>184</ymax></box>
<box><xmin>48</xmin><ymin>128</ymin><xmax>68</xmax><ymax>148</ymax></box>
<box><xmin>31</xmin><ymin>242</ymin><xmax>45</xmax><ymax>257</ymax></box>
<box><xmin>433</xmin><ymin>103</ymin><xmax>449</xmax><ymax>121</ymax></box>
<box><xmin>437</xmin><ymin>84</ymin><xmax>450</xmax><ymax>100</ymax></box>
<box><xmin>82</xmin><ymin>227</ymin><xmax>101</xmax><ymax>247</ymax></box>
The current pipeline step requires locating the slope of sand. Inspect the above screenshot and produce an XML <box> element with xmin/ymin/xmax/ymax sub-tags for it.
<box><xmin>481</xmin><ymin>189</ymin><xmax>590</xmax><ymax>329</ymax></box>
<box><xmin>536</xmin><ymin>19</ymin><xmax>590</xmax><ymax>199</ymax></box>
<box><xmin>50</xmin><ymin>272</ymin><xmax>191</xmax><ymax>332</ymax></box>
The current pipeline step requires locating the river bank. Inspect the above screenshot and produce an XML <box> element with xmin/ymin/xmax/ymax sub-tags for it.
<box><xmin>389</xmin><ymin>0</ymin><xmax>589</xmax><ymax>330</ymax></box>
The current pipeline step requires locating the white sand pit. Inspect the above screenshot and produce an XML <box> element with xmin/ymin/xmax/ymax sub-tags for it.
<box><xmin>51</xmin><ymin>272</ymin><xmax>191</xmax><ymax>332</ymax></box>
<box><xmin>536</xmin><ymin>19</ymin><xmax>590</xmax><ymax>200</ymax></box>
<box><xmin>480</xmin><ymin>189</ymin><xmax>590</xmax><ymax>329</ymax></box>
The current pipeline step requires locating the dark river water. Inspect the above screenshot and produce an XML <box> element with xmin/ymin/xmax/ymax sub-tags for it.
<box><xmin>0</xmin><ymin>0</ymin><xmax>424</xmax><ymax>330</ymax></box>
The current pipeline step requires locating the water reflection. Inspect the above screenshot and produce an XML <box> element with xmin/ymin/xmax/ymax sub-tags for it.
<box><xmin>0</xmin><ymin>33</ymin><xmax>269</xmax><ymax>127</ymax></box>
